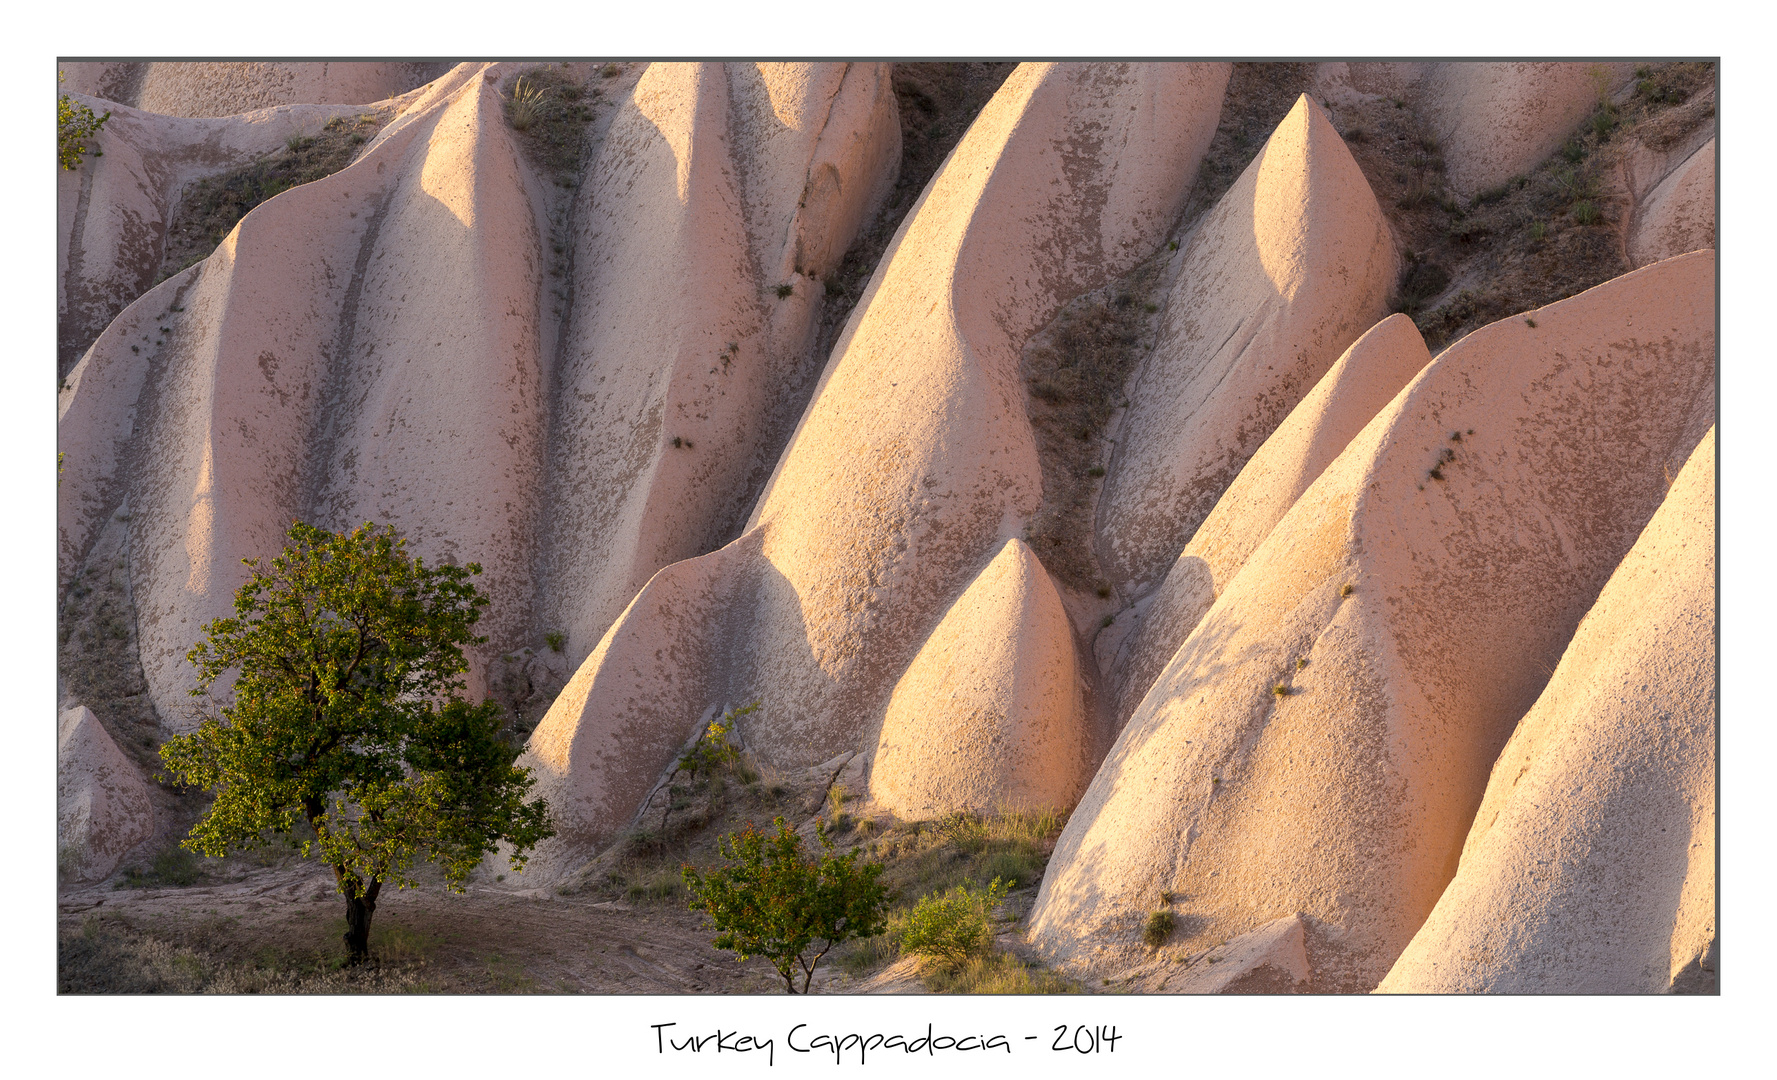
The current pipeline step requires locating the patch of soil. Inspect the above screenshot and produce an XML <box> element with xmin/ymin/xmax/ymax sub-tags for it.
<box><xmin>1327</xmin><ymin>60</ymin><xmax>1715</xmax><ymax>351</ymax></box>
<box><xmin>155</xmin><ymin>111</ymin><xmax>390</xmax><ymax>285</ymax></box>
<box><xmin>1022</xmin><ymin>264</ymin><xmax>1167</xmax><ymax>599</ymax></box>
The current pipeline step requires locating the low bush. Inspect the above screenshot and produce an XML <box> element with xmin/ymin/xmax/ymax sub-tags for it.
<box><xmin>900</xmin><ymin>877</ymin><xmax>1009</xmax><ymax>971</ymax></box>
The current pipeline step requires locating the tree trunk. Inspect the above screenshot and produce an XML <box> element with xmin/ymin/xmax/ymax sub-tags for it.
<box><xmin>339</xmin><ymin>873</ymin><xmax>382</xmax><ymax>965</ymax></box>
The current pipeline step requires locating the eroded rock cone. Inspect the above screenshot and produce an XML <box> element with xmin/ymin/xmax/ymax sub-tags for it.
<box><xmin>870</xmin><ymin>538</ymin><xmax>1087</xmax><ymax>817</ymax></box>
<box><xmin>518</xmin><ymin>61</ymin><xmax>1232</xmax><ymax>875</ymax></box>
<box><xmin>58</xmin><ymin>706</ymin><xmax>154</xmax><ymax>883</ymax></box>
<box><xmin>1109</xmin><ymin>312</ymin><xmax>1431</xmax><ymax>727</ymax></box>
<box><xmin>58</xmin><ymin>62</ymin><xmax>901</xmax><ymax>731</ymax></box>
<box><xmin>1097</xmin><ymin>93</ymin><xmax>1397</xmax><ymax>598</ymax></box>
<box><xmin>535</xmin><ymin>62</ymin><xmax>901</xmax><ymax>671</ymax></box>
<box><xmin>1028</xmin><ymin>250</ymin><xmax>1715</xmax><ymax>991</ymax></box>
<box><xmin>1377</xmin><ymin>427</ymin><xmax>1716</xmax><ymax>994</ymax></box>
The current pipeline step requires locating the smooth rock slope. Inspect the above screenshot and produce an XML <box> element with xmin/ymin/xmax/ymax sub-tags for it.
<box><xmin>1109</xmin><ymin>313</ymin><xmax>1432</xmax><ymax>726</ymax></box>
<box><xmin>1378</xmin><ymin>428</ymin><xmax>1716</xmax><ymax>994</ymax></box>
<box><xmin>1029</xmin><ymin>250</ymin><xmax>1715</xmax><ymax>991</ymax></box>
<box><xmin>58</xmin><ymin>706</ymin><xmax>154</xmax><ymax>883</ymax></box>
<box><xmin>519</xmin><ymin>61</ymin><xmax>1232</xmax><ymax>872</ymax></box>
<box><xmin>1097</xmin><ymin>94</ymin><xmax>1397</xmax><ymax>597</ymax></box>
<box><xmin>869</xmin><ymin>538</ymin><xmax>1088</xmax><ymax>817</ymax></box>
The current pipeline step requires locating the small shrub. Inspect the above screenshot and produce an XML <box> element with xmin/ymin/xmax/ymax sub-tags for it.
<box><xmin>1101</xmin><ymin>615</ymin><xmax>1115</xmax><ymax>628</ymax></box>
<box><xmin>774</xmin><ymin>283</ymin><xmax>795</xmax><ymax>299</ymax></box>
<box><xmin>1572</xmin><ymin>200</ymin><xmax>1603</xmax><ymax>227</ymax></box>
<box><xmin>544</xmin><ymin>630</ymin><xmax>564</xmax><ymax>653</ymax></box>
<box><xmin>285</xmin><ymin>134</ymin><xmax>315</xmax><ymax>153</ymax></box>
<box><xmin>508</xmin><ymin>77</ymin><xmax>549</xmax><ymax>131</ymax></box>
<box><xmin>1529</xmin><ymin>221</ymin><xmax>1549</xmax><ymax>242</ymax></box>
<box><xmin>1271</xmin><ymin>683</ymin><xmax>1290</xmax><ymax>698</ymax></box>
<box><xmin>58</xmin><ymin>74</ymin><xmax>111</xmax><ymax>171</ymax></box>
<box><xmin>1087</xmin><ymin>465</ymin><xmax>1106</xmax><ymax>477</ymax></box>
<box><xmin>1143</xmin><ymin>909</ymin><xmax>1176</xmax><ymax>947</ymax></box>
<box><xmin>1095</xmin><ymin>586</ymin><xmax>1111</xmax><ymax>599</ymax></box>
<box><xmin>1340</xmin><ymin>583</ymin><xmax>1354</xmax><ymax>597</ymax></box>
<box><xmin>901</xmin><ymin>878</ymin><xmax>1009</xmax><ymax>971</ymax></box>
<box><xmin>677</xmin><ymin>702</ymin><xmax>757</xmax><ymax>779</ymax></box>
<box><xmin>601</xmin><ymin>63</ymin><xmax>622</xmax><ymax>78</ymax></box>
<box><xmin>683</xmin><ymin>817</ymin><xmax>889</xmax><ymax>994</ymax></box>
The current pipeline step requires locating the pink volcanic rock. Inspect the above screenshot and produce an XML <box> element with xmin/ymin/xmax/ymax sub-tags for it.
<box><xmin>56</xmin><ymin>92</ymin><xmax>407</xmax><ymax>374</ymax></box>
<box><xmin>1418</xmin><ymin>62</ymin><xmax>1637</xmax><ymax>199</ymax></box>
<box><xmin>522</xmin><ymin>534</ymin><xmax>762</xmax><ymax>879</ymax></box>
<box><xmin>536</xmin><ymin>63</ymin><xmax>900</xmax><ymax>669</ymax></box>
<box><xmin>1155</xmin><ymin>914</ymin><xmax>1312</xmax><ymax>994</ymax></box>
<box><xmin>1108</xmin><ymin>313</ymin><xmax>1430</xmax><ymax>726</ymax></box>
<box><xmin>61</xmin><ymin>64</ymin><xmax>515</xmax><ymax>724</ymax></box>
<box><xmin>1097</xmin><ymin>94</ymin><xmax>1397</xmax><ymax>597</ymax></box>
<box><xmin>1629</xmin><ymin>136</ymin><xmax>1715</xmax><ymax>267</ymax></box>
<box><xmin>61</xmin><ymin>61</ymin><xmax>908</xmax><ymax>746</ymax></box>
<box><xmin>1028</xmin><ymin>251</ymin><xmax>1715</xmax><ymax>991</ymax></box>
<box><xmin>58</xmin><ymin>706</ymin><xmax>154</xmax><ymax>883</ymax></box>
<box><xmin>59</xmin><ymin>63</ymin><xmax>143</xmax><ymax>103</ymax></box>
<box><xmin>516</xmin><ymin>62</ymin><xmax>1231</xmax><ymax>872</ymax></box>
<box><xmin>133</xmin><ymin>62</ymin><xmax>444</xmax><ymax>118</ymax></box>
<box><xmin>869</xmin><ymin>538</ymin><xmax>1087</xmax><ymax>817</ymax></box>
<box><xmin>1378</xmin><ymin>428</ymin><xmax>1716</xmax><ymax>994</ymax></box>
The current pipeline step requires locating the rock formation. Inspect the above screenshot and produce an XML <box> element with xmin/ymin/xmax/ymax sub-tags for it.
<box><xmin>519</xmin><ymin>61</ymin><xmax>1231</xmax><ymax>871</ymax></box>
<box><xmin>58</xmin><ymin>706</ymin><xmax>154</xmax><ymax>882</ymax></box>
<box><xmin>1628</xmin><ymin>136</ymin><xmax>1715</xmax><ymax>267</ymax></box>
<box><xmin>1378</xmin><ymin>428</ymin><xmax>1716</xmax><ymax>994</ymax></box>
<box><xmin>533</xmin><ymin>61</ymin><xmax>901</xmax><ymax>670</ymax></box>
<box><xmin>1097</xmin><ymin>94</ymin><xmax>1397</xmax><ymax>597</ymax></box>
<box><xmin>57</xmin><ymin>62</ymin><xmax>1718</xmax><ymax>991</ymax></box>
<box><xmin>1028</xmin><ymin>250</ymin><xmax>1714</xmax><ymax>991</ymax></box>
<box><xmin>870</xmin><ymin>538</ymin><xmax>1087</xmax><ymax>817</ymax></box>
<box><xmin>1418</xmin><ymin>62</ymin><xmax>1637</xmax><ymax>198</ymax></box>
<box><xmin>1109</xmin><ymin>313</ymin><xmax>1431</xmax><ymax>726</ymax></box>
<box><xmin>57</xmin><ymin>61</ymin><xmax>900</xmax><ymax>730</ymax></box>
<box><xmin>59</xmin><ymin>62</ymin><xmax>447</xmax><ymax>119</ymax></box>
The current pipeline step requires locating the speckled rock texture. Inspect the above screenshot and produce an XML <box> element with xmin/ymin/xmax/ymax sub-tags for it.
<box><xmin>1378</xmin><ymin>427</ymin><xmax>1715</xmax><ymax>994</ymax></box>
<box><xmin>515</xmin><ymin>61</ymin><xmax>1231</xmax><ymax>873</ymax></box>
<box><xmin>58</xmin><ymin>706</ymin><xmax>154</xmax><ymax>883</ymax></box>
<box><xmin>1109</xmin><ymin>313</ymin><xmax>1431</xmax><ymax>727</ymax></box>
<box><xmin>870</xmin><ymin>538</ymin><xmax>1088</xmax><ymax>817</ymax></box>
<box><xmin>1097</xmin><ymin>94</ymin><xmax>1397</xmax><ymax>598</ymax></box>
<box><xmin>1028</xmin><ymin>250</ymin><xmax>1715</xmax><ymax>991</ymax></box>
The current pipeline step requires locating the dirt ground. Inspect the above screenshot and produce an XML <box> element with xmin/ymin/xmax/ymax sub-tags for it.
<box><xmin>59</xmin><ymin>858</ymin><xmax>807</xmax><ymax>994</ymax></box>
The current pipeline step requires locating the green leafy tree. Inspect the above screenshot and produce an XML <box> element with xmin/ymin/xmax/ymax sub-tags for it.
<box><xmin>900</xmin><ymin>877</ymin><xmax>1011</xmax><ymax>970</ymax></box>
<box><xmin>159</xmin><ymin>521</ymin><xmax>553</xmax><ymax>964</ymax></box>
<box><xmin>58</xmin><ymin>72</ymin><xmax>110</xmax><ymax>171</ymax></box>
<box><xmin>682</xmin><ymin>816</ymin><xmax>888</xmax><ymax>993</ymax></box>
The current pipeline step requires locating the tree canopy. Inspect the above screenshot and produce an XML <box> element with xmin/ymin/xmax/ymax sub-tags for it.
<box><xmin>159</xmin><ymin>521</ymin><xmax>553</xmax><ymax>962</ymax></box>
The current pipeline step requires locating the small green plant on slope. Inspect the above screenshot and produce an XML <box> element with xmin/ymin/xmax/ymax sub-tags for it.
<box><xmin>682</xmin><ymin>816</ymin><xmax>889</xmax><ymax>994</ymax></box>
<box><xmin>1143</xmin><ymin>909</ymin><xmax>1176</xmax><ymax>947</ymax></box>
<box><xmin>507</xmin><ymin>77</ymin><xmax>549</xmax><ymax>131</ymax></box>
<box><xmin>900</xmin><ymin>876</ymin><xmax>1010</xmax><ymax>971</ymax></box>
<box><xmin>676</xmin><ymin>702</ymin><xmax>758</xmax><ymax>779</ymax></box>
<box><xmin>58</xmin><ymin>72</ymin><xmax>110</xmax><ymax>170</ymax></box>
<box><xmin>158</xmin><ymin>521</ymin><xmax>554</xmax><ymax>965</ymax></box>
